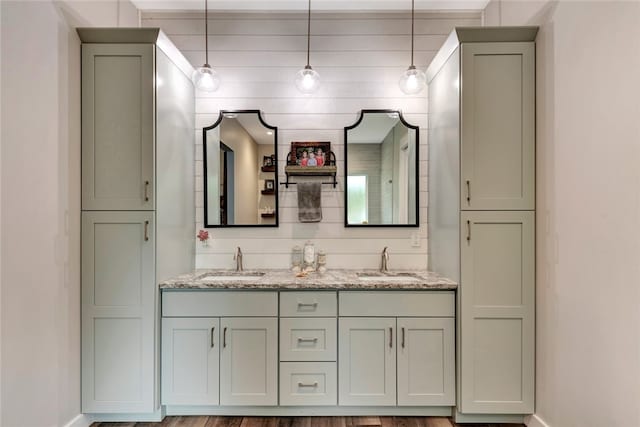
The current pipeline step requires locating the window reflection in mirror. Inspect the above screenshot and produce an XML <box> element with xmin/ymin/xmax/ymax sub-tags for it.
<box><xmin>203</xmin><ymin>110</ymin><xmax>278</xmax><ymax>227</ymax></box>
<box><xmin>345</xmin><ymin>110</ymin><xmax>419</xmax><ymax>227</ymax></box>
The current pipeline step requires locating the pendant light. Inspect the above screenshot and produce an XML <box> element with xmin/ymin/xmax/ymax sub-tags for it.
<box><xmin>399</xmin><ymin>0</ymin><xmax>426</xmax><ymax>95</ymax></box>
<box><xmin>192</xmin><ymin>0</ymin><xmax>220</xmax><ymax>92</ymax></box>
<box><xmin>295</xmin><ymin>0</ymin><xmax>320</xmax><ymax>94</ymax></box>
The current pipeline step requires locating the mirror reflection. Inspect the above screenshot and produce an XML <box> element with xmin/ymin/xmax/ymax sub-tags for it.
<box><xmin>345</xmin><ymin>110</ymin><xmax>419</xmax><ymax>226</ymax></box>
<box><xmin>203</xmin><ymin>110</ymin><xmax>278</xmax><ymax>227</ymax></box>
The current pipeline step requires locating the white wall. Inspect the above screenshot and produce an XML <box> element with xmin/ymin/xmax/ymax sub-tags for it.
<box><xmin>220</xmin><ymin>118</ymin><xmax>259</xmax><ymax>224</ymax></box>
<box><xmin>484</xmin><ymin>2</ymin><xmax>640</xmax><ymax>427</ymax></box>
<box><xmin>0</xmin><ymin>2</ymin><xmax>139</xmax><ymax>426</ymax></box>
<box><xmin>142</xmin><ymin>11</ymin><xmax>481</xmax><ymax>269</ymax></box>
<box><xmin>0</xmin><ymin>3</ymin><xmax>3</xmax><ymax>422</ymax></box>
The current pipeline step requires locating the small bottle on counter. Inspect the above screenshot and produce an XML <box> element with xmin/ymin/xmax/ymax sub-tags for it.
<box><xmin>291</xmin><ymin>245</ymin><xmax>302</xmax><ymax>273</ymax></box>
<box><xmin>317</xmin><ymin>250</ymin><xmax>327</xmax><ymax>275</ymax></box>
<box><xmin>303</xmin><ymin>241</ymin><xmax>316</xmax><ymax>272</ymax></box>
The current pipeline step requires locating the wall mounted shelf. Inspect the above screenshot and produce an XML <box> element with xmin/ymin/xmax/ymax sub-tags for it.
<box><xmin>281</xmin><ymin>165</ymin><xmax>338</xmax><ymax>188</ymax></box>
<box><xmin>282</xmin><ymin>150</ymin><xmax>338</xmax><ymax>188</ymax></box>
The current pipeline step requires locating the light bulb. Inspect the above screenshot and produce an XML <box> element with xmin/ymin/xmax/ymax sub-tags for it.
<box><xmin>295</xmin><ymin>66</ymin><xmax>320</xmax><ymax>94</ymax></box>
<box><xmin>192</xmin><ymin>64</ymin><xmax>220</xmax><ymax>92</ymax></box>
<box><xmin>399</xmin><ymin>66</ymin><xmax>426</xmax><ymax>95</ymax></box>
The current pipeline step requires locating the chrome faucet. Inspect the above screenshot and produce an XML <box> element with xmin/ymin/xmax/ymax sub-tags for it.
<box><xmin>380</xmin><ymin>247</ymin><xmax>389</xmax><ymax>273</ymax></box>
<box><xmin>234</xmin><ymin>247</ymin><xmax>243</xmax><ymax>271</ymax></box>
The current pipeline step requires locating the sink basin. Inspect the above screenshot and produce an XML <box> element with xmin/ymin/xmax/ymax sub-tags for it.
<box><xmin>356</xmin><ymin>272</ymin><xmax>421</xmax><ymax>282</ymax></box>
<box><xmin>199</xmin><ymin>272</ymin><xmax>265</xmax><ymax>282</ymax></box>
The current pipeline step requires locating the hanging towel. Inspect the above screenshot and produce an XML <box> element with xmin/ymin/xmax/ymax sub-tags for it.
<box><xmin>297</xmin><ymin>180</ymin><xmax>322</xmax><ymax>223</ymax></box>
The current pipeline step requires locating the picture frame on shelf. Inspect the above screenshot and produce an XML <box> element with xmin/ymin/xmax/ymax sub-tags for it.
<box><xmin>265</xmin><ymin>179</ymin><xmax>275</xmax><ymax>191</ymax></box>
<box><xmin>263</xmin><ymin>155</ymin><xmax>273</xmax><ymax>167</ymax></box>
<box><xmin>288</xmin><ymin>141</ymin><xmax>332</xmax><ymax>167</ymax></box>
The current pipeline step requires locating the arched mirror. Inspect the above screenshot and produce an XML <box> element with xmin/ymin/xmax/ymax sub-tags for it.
<box><xmin>344</xmin><ymin>110</ymin><xmax>419</xmax><ymax>227</ymax></box>
<box><xmin>203</xmin><ymin>110</ymin><xmax>278</xmax><ymax>227</ymax></box>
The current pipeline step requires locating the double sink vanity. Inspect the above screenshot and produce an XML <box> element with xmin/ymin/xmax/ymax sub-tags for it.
<box><xmin>77</xmin><ymin>26</ymin><xmax>536</xmax><ymax>425</ymax></box>
<box><xmin>160</xmin><ymin>269</ymin><xmax>456</xmax><ymax>414</ymax></box>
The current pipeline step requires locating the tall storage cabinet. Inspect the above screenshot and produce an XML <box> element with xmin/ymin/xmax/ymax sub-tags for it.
<box><xmin>427</xmin><ymin>27</ymin><xmax>538</xmax><ymax>421</ymax></box>
<box><xmin>79</xmin><ymin>28</ymin><xmax>195</xmax><ymax>416</ymax></box>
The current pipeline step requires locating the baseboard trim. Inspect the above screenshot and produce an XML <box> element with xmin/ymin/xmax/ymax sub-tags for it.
<box><xmin>89</xmin><ymin>407</ymin><xmax>165</xmax><ymax>423</ymax></box>
<box><xmin>165</xmin><ymin>406</ymin><xmax>453</xmax><ymax>417</ymax></box>
<box><xmin>63</xmin><ymin>414</ymin><xmax>92</xmax><ymax>427</ymax></box>
<box><xmin>454</xmin><ymin>411</ymin><xmax>525</xmax><ymax>424</ymax></box>
<box><xmin>526</xmin><ymin>414</ymin><xmax>551</xmax><ymax>427</ymax></box>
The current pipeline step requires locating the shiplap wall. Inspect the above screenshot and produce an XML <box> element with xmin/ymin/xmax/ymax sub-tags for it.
<box><xmin>142</xmin><ymin>11</ymin><xmax>480</xmax><ymax>270</ymax></box>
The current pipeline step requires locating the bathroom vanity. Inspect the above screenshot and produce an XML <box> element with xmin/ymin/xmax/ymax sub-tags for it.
<box><xmin>159</xmin><ymin>270</ymin><xmax>456</xmax><ymax>416</ymax></box>
<box><xmin>78</xmin><ymin>24</ymin><xmax>536</xmax><ymax>425</ymax></box>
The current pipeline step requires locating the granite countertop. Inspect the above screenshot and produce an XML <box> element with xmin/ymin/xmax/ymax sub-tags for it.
<box><xmin>159</xmin><ymin>269</ymin><xmax>457</xmax><ymax>290</ymax></box>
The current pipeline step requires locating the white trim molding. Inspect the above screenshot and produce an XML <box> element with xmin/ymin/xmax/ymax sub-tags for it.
<box><xmin>526</xmin><ymin>414</ymin><xmax>552</xmax><ymax>427</ymax></box>
<box><xmin>63</xmin><ymin>414</ymin><xmax>92</xmax><ymax>427</ymax></box>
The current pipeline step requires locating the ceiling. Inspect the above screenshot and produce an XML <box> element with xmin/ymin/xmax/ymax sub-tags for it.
<box><xmin>131</xmin><ymin>0</ymin><xmax>490</xmax><ymax>12</ymax></box>
<box><xmin>234</xmin><ymin>114</ymin><xmax>275</xmax><ymax>145</ymax></box>
<box><xmin>348</xmin><ymin>114</ymin><xmax>399</xmax><ymax>144</ymax></box>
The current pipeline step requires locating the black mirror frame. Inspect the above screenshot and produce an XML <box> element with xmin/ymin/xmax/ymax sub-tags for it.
<box><xmin>344</xmin><ymin>109</ymin><xmax>420</xmax><ymax>228</ymax></box>
<box><xmin>203</xmin><ymin>109</ymin><xmax>279</xmax><ymax>228</ymax></box>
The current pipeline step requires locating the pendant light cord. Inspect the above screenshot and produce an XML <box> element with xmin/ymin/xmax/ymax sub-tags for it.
<box><xmin>410</xmin><ymin>0</ymin><xmax>415</xmax><ymax>67</ymax></box>
<box><xmin>306</xmin><ymin>0</ymin><xmax>311</xmax><ymax>67</ymax></box>
<box><xmin>205</xmin><ymin>0</ymin><xmax>209</xmax><ymax>66</ymax></box>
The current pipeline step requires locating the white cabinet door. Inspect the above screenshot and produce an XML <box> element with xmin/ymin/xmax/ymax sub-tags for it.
<box><xmin>82</xmin><ymin>44</ymin><xmax>154</xmax><ymax>211</ymax></box>
<box><xmin>162</xmin><ymin>317</ymin><xmax>219</xmax><ymax>406</ymax></box>
<box><xmin>460</xmin><ymin>211</ymin><xmax>535</xmax><ymax>414</ymax></box>
<box><xmin>460</xmin><ymin>42</ymin><xmax>535</xmax><ymax>211</ymax></box>
<box><xmin>81</xmin><ymin>211</ymin><xmax>155</xmax><ymax>413</ymax></box>
<box><xmin>220</xmin><ymin>317</ymin><xmax>278</xmax><ymax>406</ymax></box>
<box><xmin>338</xmin><ymin>318</ymin><xmax>396</xmax><ymax>406</ymax></box>
<box><xmin>397</xmin><ymin>318</ymin><xmax>455</xmax><ymax>406</ymax></box>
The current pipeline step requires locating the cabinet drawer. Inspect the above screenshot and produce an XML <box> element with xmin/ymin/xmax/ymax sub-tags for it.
<box><xmin>280</xmin><ymin>318</ymin><xmax>337</xmax><ymax>362</ymax></box>
<box><xmin>339</xmin><ymin>291</ymin><xmax>455</xmax><ymax>317</ymax></box>
<box><xmin>162</xmin><ymin>291</ymin><xmax>277</xmax><ymax>317</ymax></box>
<box><xmin>280</xmin><ymin>292</ymin><xmax>337</xmax><ymax>317</ymax></box>
<box><xmin>279</xmin><ymin>362</ymin><xmax>337</xmax><ymax>406</ymax></box>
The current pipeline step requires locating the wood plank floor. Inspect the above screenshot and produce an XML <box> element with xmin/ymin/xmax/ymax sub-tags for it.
<box><xmin>91</xmin><ymin>416</ymin><xmax>525</xmax><ymax>427</ymax></box>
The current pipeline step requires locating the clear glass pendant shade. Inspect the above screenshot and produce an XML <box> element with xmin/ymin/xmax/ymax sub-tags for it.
<box><xmin>398</xmin><ymin>66</ymin><xmax>426</xmax><ymax>95</ymax></box>
<box><xmin>295</xmin><ymin>66</ymin><xmax>320</xmax><ymax>94</ymax></box>
<box><xmin>192</xmin><ymin>65</ymin><xmax>220</xmax><ymax>92</ymax></box>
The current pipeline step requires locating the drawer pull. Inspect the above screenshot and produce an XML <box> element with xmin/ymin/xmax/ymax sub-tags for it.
<box><xmin>211</xmin><ymin>327</ymin><xmax>215</xmax><ymax>348</ymax></box>
<box><xmin>401</xmin><ymin>327</ymin><xmax>405</xmax><ymax>349</ymax></box>
<box><xmin>223</xmin><ymin>327</ymin><xmax>227</xmax><ymax>348</ymax></box>
<box><xmin>298</xmin><ymin>302</ymin><xmax>318</xmax><ymax>308</ymax></box>
<box><xmin>389</xmin><ymin>327</ymin><xmax>393</xmax><ymax>348</ymax></box>
<box><xmin>144</xmin><ymin>180</ymin><xmax>150</xmax><ymax>202</ymax></box>
<box><xmin>297</xmin><ymin>337</ymin><xmax>318</xmax><ymax>343</ymax></box>
<box><xmin>298</xmin><ymin>382</ymin><xmax>318</xmax><ymax>388</ymax></box>
<box><xmin>144</xmin><ymin>220</ymin><xmax>150</xmax><ymax>241</ymax></box>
